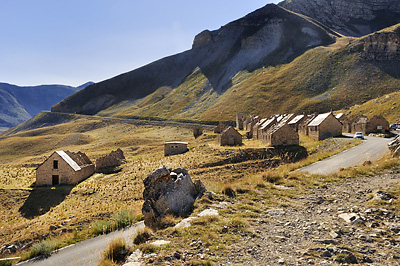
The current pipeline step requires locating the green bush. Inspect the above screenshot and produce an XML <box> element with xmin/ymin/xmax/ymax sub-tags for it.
<box><xmin>28</xmin><ymin>239</ymin><xmax>60</xmax><ymax>258</ymax></box>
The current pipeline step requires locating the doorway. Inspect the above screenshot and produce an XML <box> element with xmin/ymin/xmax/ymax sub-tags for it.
<box><xmin>52</xmin><ymin>175</ymin><xmax>59</xmax><ymax>185</ymax></box>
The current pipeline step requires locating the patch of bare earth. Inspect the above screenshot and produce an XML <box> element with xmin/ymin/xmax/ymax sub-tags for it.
<box><xmin>223</xmin><ymin>171</ymin><xmax>400</xmax><ymax>265</ymax></box>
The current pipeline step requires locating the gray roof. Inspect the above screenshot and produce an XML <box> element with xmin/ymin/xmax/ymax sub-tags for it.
<box><xmin>288</xmin><ymin>115</ymin><xmax>304</xmax><ymax>125</ymax></box>
<box><xmin>260</xmin><ymin>117</ymin><xmax>276</xmax><ymax>130</ymax></box>
<box><xmin>56</xmin><ymin>150</ymin><xmax>81</xmax><ymax>171</ymax></box>
<box><xmin>335</xmin><ymin>113</ymin><xmax>345</xmax><ymax>119</ymax></box>
<box><xmin>308</xmin><ymin>112</ymin><xmax>332</xmax><ymax>127</ymax></box>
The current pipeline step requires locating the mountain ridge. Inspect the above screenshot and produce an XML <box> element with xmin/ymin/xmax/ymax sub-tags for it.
<box><xmin>44</xmin><ymin>1</ymin><xmax>400</xmax><ymax>123</ymax></box>
<box><xmin>0</xmin><ymin>82</ymin><xmax>93</xmax><ymax>128</ymax></box>
<box><xmin>52</xmin><ymin>4</ymin><xmax>337</xmax><ymax>117</ymax></box>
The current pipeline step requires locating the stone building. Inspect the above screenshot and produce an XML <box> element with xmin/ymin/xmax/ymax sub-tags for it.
<box><xmin>245</xmin><ymin>116</ymin><xmax>261</xmax><ymax>138</ymax></box>
<box><xmin>336</xmin><ymin>113</ymin><xmax>351</xmax><ymax>133</ymax></box>
<box><xmin>95</xmin><ymin>148</ymin><xmax>125</xmax><ymax>171</ymax></box>
<box><xmin>259</xmin><ymin>117</ymin><xmax>277</xmax><ymax>142</ymax></box>
<box><xmin>263</xmin><ymin>122</ymin><xmax>299</xmax><ymax>146</ymax></box>
<box><xmin>36</xmin><ymin>150</ymin><xmax>95</xmax><ymax>186</ymax></box>
<box><xmin>214</xmin><ymin>122</ymin><xmax>228</xmax><ymax>133</ymax></box>
<box><xmin>236</xmin><ymin>113</ymin><xmax>246</xmax><ymax>130</ymax></box>
<box><xmin>352</xmin><ymin>115</ymin><xmax>389</xmax><ymax>134</ymax></box>
<box><xmin>298</xmin><ymin>114</ymin><xmax>317</xmax><ymax>136</ymax></box>
<box><xmin>308</xmin><ymin>112</ymin><xmax>342</xmax><ymax>141</ymax></box>
<box><xmin>164</xmin><ymin>142</ymin><xmax>189</xmax><ymax>156</ymax></box>
<box><xmin>288</xmin><ymin>114</ymin><xmax>305</xmax><ymax>132</ymax></box>
<box><xmin>252</xmin><ymin>118</ymin><xmax>268</xmax><ymax>140</ymax></box>
<box><xmin>243</xmin><ymin>115</ymin><xmax>261</xmax><ymax>132</ymax></box>
<box><xmin>217</xmin><ymin>126</ymin><xmax>242</xmax><ymax>146</ymax></box>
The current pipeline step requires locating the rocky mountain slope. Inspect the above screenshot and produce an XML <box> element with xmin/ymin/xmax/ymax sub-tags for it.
<box><xmin>0</xmin><ymin>82</ymin><xmax>93</xmax><ymax>128</ymax></box>
<box><xmin>52</xmin><ymin>4</ymin><xmax>337</xmax><ymax>116</ymax></box>
<box><xmin>279</xmin><ymin>0</ymin><xmax>400</xmax><ymax>37</ymax></box>
<box><xmin>51</xmin><ymin>2</ymin><xmax>400</xmax><ymax>122</ymax></box>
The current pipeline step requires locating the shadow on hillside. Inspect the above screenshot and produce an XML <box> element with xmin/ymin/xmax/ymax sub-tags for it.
<box><xmin>19</xmin><ymin>186</ymin><xmax>73</xmax><ymax>219</ymax></box>
<box><xmin>373</xmin><ymin>60</ymin><xmax>400</xmax><ymax>80</ymax></box>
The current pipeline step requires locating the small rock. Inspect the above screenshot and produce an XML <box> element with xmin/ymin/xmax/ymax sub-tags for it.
<box><xmin>49</xmin><ymin>225</ymin><xmax>57</xmax><ymax>231</ymax></box>
<box><xmin>267</xmin><ymin>209</ymin><xmax>285</xmax><ymax>216</ymax></box>
<box><xmin>374</xmin><ymin>191</ymin><xmax>392</xmax><ymax>201</ymax></box>
<box><xmin>150</xmin><ymin>240</ymin><xmax>171</xmax><ymax>247</ymax></box>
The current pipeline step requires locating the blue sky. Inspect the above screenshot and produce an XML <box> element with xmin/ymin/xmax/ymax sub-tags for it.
<box><xmin>0</xmin><ymin>1</ymin><xmax>280</xmax><ymax>87</ymax></box>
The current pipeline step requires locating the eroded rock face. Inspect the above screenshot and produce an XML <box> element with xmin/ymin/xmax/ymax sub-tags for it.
<box><xmin>362</xmin><ymin>30</ymin><xmax>400</xmax><ymax>60</ymax></box>
<box><xmin>279</xmin><ymin>0</ymin><xmax>400</xmax><ymax>37</ymax></box>
<box><xmin>142</xmin><ymin>166</ymin><xmax>206</xmax><ymax>228</ymax></box>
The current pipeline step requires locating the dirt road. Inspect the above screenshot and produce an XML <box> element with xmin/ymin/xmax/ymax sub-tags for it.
<box><xmin>16</xmin><ymin>221</ymin><xmax>144</xmax><ymax>266</ymax></box>
<box><xmin>299</xmin><ymin>135</ymin><xmax>392</xmax><ymax>175</ymax></box>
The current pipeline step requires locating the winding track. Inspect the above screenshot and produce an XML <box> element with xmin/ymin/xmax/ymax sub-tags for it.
<box><xmin>16</xmin><ymin>221</ymin><xmax>145</xmax><ymax>266</ymax></box>
<box><xmin>299</xmin><ymin>134</ymin><xmax>392</xmax><ymax>175</ymax></box>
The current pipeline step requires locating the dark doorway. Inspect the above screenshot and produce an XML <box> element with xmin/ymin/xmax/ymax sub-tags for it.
<box><xmin>52</xmin><ymin>175</ymin><xmax>59</xmax><ymax>185</ymax></box>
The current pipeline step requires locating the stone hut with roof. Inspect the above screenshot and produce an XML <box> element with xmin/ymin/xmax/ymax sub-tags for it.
<box><xmin>36</xmin><ymin>150</ymin><xmax>95</xmax><ymax>186</ymax></box>
<box><xmin>259</xmin><ymin>117</ymin><xmax>277</xmax><ymax>142</ymax></box>
<box><xmin>263</xmin><ymin>122</ymin><xmax>299</xmax><ymax>146</ymax></box>
<box><xmin>252</xmin><ymin>118</ymin><xmax>268</xmax><ymax>140</ymax></box>
<box><xmin>218</xmin><ymin>126</ymin><xmax>242</xmax><ymax>146</ymax></box>
<box><xmin>164</xmin><ymin>142</ymin><xmax>189</xmax><ymax>156</ymax></box>
<box><xmin>308</xmin><ymin>112</ymin><xmax>342</xmax><ymax>141</ymax></box>
<box><xmin>336</xmin><ymin>113</ymin><xmax>351</xmax><ymax>133</ymax></box>
<box><xmin>299</xmin><ymin>114</ymin><xmax>317</xmax><ymax>136</ymax></box>
<box><xmin>288</xmin><ymin>115</ymin><xmax>305</xmax><ymax>132</ymax></box>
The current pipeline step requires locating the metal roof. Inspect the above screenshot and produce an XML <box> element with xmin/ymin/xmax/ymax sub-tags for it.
<box><xmin>164</xmin><ymin>141</ymin><xmax>188</xmax><ymax>145</ymax></box>
<box><xmin>288</xmin><ymin>114</ymin><xmax>305</xmax><ymax>125</ymax></box>
<box><xmin>308</xmin><ymin>112</ymin><xmax>332</xmax><ymax>127</ymax></box>
<box><xmin>56</xmin><ymin>150</ymin><xmax>81</xmax><ymax>171</ymax></box>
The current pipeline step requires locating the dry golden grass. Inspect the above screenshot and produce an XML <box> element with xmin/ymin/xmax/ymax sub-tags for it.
<box><xmin>0</xmin><ymin>114</ymin><xmax>365</xmax><ymax>262</ymax></box>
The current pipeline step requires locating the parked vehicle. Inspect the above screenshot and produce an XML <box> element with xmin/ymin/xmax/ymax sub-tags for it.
<box><xmin>390</xmin><ymin>124</ymin><xmax>398</xmax><ymax>130</ymax></box>
<box><xmin>354</xmin><ymin>132</ymin><xmax>365</xmax><ymax>139</ymax></box>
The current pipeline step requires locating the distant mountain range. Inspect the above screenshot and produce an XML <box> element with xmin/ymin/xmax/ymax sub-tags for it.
<box><xmin>51</xmin><ymin>0</ymin><xmax>400</xmax><ymax>122</ymax></box>
<box><xmin>0</xmin><ymin>82</ymin><xmax>93</xmax><ymax>128</ymax></box>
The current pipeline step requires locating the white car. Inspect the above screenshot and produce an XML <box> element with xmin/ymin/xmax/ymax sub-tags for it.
<box><xmin>354</xmin><ymin>132</ymin><xmax>365</xmax><ymax>139</ymax></box>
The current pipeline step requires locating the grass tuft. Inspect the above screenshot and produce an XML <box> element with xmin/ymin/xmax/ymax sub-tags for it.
<box><xmin>100</xmin><ymin>238</ymin><xmax>128</xmax><ymax>265</ymax></box>
<box><xmin>133</xmin><ymin>227</ymin><xmax>153</xmax><ymax>245</ymax></box>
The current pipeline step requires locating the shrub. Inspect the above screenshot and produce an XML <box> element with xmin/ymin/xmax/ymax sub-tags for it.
<box><xmin>28</xmin><ymin>239</ymin><xmax>61</xmax><ymax>258</ymax></box>
<box><xmin>101</xmin><ymin>238</ymin><xmax>128</xmax><ymax>264</ymax></box>
<box><xmin>91</xmin><ymin>210</ymin><xmax>139</xmax><ymax>236</ymax></box>
<box><xmin>222</xmin><ymin>184</ymin><xmax>236</xmax><ymax>198</ymax></box>
<box><xmin>112</xmin><ymin>209</ymin><xmax>137</xmax><ymax>229</ymax></box>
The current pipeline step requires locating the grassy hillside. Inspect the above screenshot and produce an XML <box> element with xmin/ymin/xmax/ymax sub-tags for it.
<box><xmin>105</xmin><ymin>33</ymin><xmax>400</xmax><ymax>121</ymax></box>
<box><xmin>0</xmin><ymin>112</ymin><xmax>364</xmax><ymax>262</ymax></box>
<box><xmin>342</xmin><ymin>91</ymin><xmax>400</xmax><ymax>123</ymax></box>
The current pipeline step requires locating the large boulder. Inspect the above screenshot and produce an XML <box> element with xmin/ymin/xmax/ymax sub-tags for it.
<box><xmin>142</xmin><ymin>166</ymin><xmax>206</xmax><ymax>228</ymax></box>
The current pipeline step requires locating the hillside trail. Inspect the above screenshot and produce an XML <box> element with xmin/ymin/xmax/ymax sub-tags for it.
<box><xmin>225</xmin><ymin>170</ymin><xmax>400</xmax><ymax>265</ymax></box>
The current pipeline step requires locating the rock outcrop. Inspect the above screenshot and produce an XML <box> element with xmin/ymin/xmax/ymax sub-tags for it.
<box><xmin>388</xmin><ymin>135</ymin><xmax>400</xmax><ymax>156</ymax></box>
<box><xmin>142</xmin><ymin>166</ymin><xmax>206</xmax><ymax>228</ymax></box>
<box><xmin>361</xmin><ymin>27</ymin><xmax>400</xmax><ymax>60</ymax></box>
<box><xmin>279</xmin><ymin>0</ymin><xmax>400</xmax><ymax>37</ymax></box>
<box><xmin>95</xmin><ymin>148</ymin><xmax>125</xmax><ymax>172</ymax></box>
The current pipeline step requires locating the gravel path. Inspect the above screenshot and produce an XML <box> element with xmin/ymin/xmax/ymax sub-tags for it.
<box><xmin>225</xmin><ymin>171</ymin><xmax>400</xmax><ymax>265</ymax></box>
